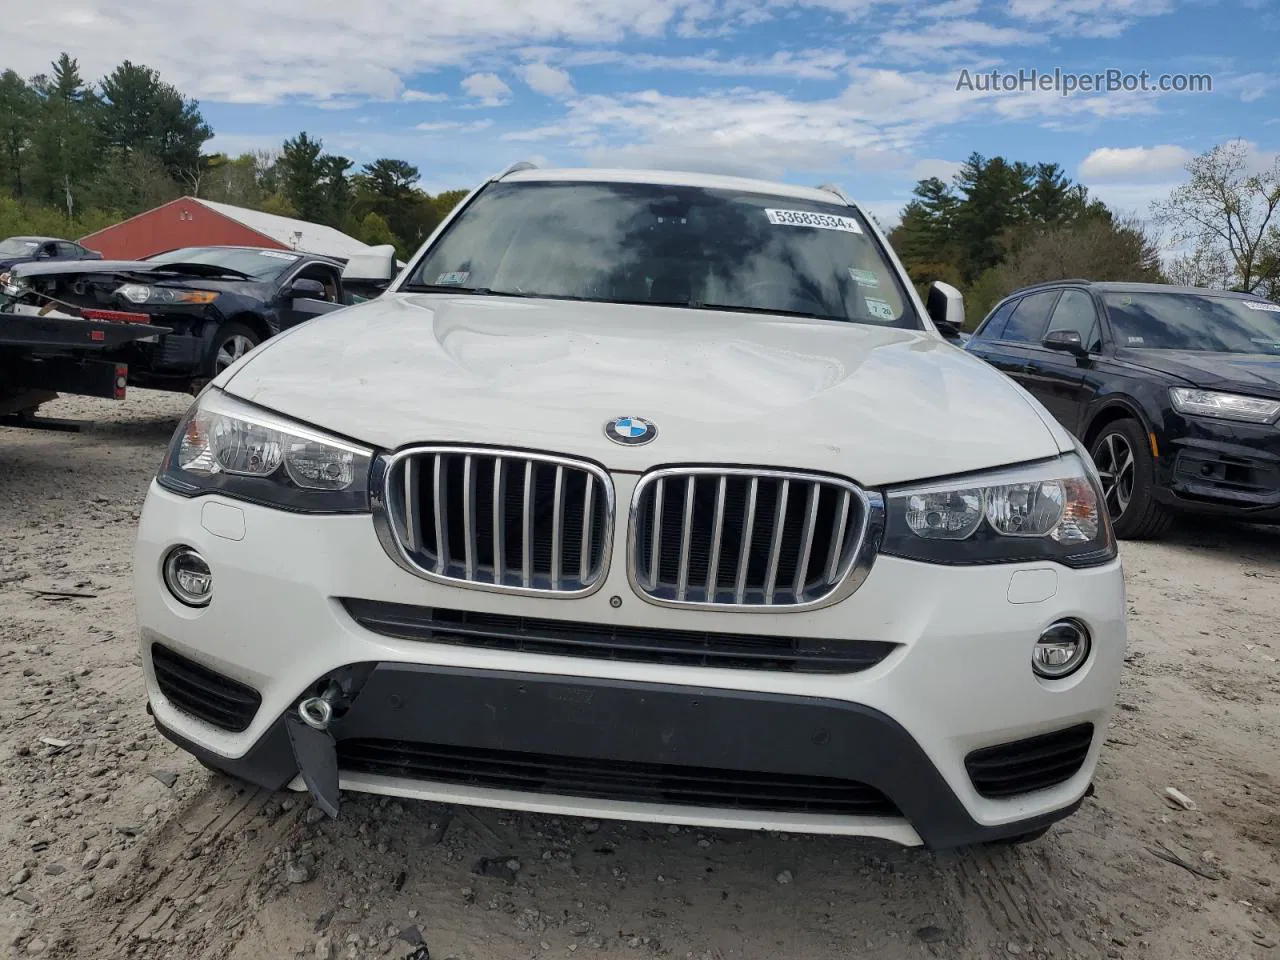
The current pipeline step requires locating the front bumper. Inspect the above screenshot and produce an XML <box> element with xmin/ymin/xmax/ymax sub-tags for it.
<box><xmin>135</xmin><ymin>482</ymin><xmax>1127</xmax><ymax>849</ymax></box>
<box><xmin>1157</xmin><ymin>415</ymin><xmax>1280</xmax><ymax>518</ymax></box>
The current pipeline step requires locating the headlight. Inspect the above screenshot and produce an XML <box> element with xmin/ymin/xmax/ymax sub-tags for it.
<box><xmin>117</xmin><ymin>283</ymin><xmax>219</xmax><ymax>306</ymax></box>
<box><xmin>157</xmin><ymin>388</ymin><xmax>373</xmax><ymax>513</ymax></box>
<box><xmin>1169</xmin><ymin>387</ymin><xmax>1280</xmax><ymax>424</ymax></box>
<box><xmin>882</xmin><ymin>453</ymin><xmax>1115</xmax><ymax>567</ymax></box>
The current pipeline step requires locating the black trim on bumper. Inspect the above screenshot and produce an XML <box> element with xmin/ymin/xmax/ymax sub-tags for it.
<box><xmin>150</xmin><ymin>662</ymin><xmax>1090</xmax><ymax>850</ymax></box>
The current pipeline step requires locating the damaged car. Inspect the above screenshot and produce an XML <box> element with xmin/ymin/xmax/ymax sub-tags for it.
<box><xmin>134</xmin><ymin>164</ymin><xmax>1126</xmax><ymax>851</ymax></box>
<box><xmin>5</xmin><ymin>245</ymin><xmax>355</xmax><ymax>392</ymax></box>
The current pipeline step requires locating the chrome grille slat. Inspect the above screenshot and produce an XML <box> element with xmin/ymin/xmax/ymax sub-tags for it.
<box><xmin>377</xmin><ymin>447</ymin><xmax>613</xmax><ymax>597</ymax></box>
<box><xmin>705</xmin><ymin>476</ymin><xmax>726</xmax><ymax>600</ymax></box>
<box><xmin>492</xmin><ymin>458</ymin><xmax>505</xmax><ymax>584</ymax></box>
<box><xmin>521</xmin><ymin>460</ymin><xmax>534</xmax><ymax>589</ymax></box>
<box><xmin>551</xmin><ymin>465</ymin><xmax>564</xmax><ymax>590</ymax></box>
<box><xmin>629</xmin><ymin>467</ymin><xmax>879</xmax><ymax>611</ymax></box>
<box><xmin>734</xmin><ymin>477</ymin><xmax>758</xmax><ymax>604</ymax></box>
<box><xmin>826</xmin><ymin>489</ymin><xmax>851</xmax><ymax>584</ymax></box>
<box><xmin>763</xmin><ymin>479</ymin><xmax>790</xmax><ymax>604</ymax></box>
<box><xmin>580</xmin><ymin>474</ymin><xmax>595</xmax><ymax>583</ymax></box>
<box><xmin>793</xmin><ymin>483</ymin><xmax>820</xmax><ymax>600</ymax></box>
<box><xmin>462</xmin><ymin>455</ymin><xmax>477</xmax><ymax>582</ymax></box>
<box><xmin>676</xmin><ymin>475</ymin><xmax>696</xmax><ymax>602</ymax></box>
<box><xmin>432</xmin><ymin>455</ymin><xmax>447</xmax><ymax>575</ymax></box>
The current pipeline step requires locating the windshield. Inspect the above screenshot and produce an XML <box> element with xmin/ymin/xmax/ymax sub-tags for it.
<box><xmin>145</xmin><ymin>246</ymin><xmax>300</xmax><ymax>280</ymax></box>
<box><xmin>1104</xmin><ymin>291</ymin><xmax>1280</xmax><ymax>355</ymax></box>
<box><xmin>402</xmin><ymin>181</ymin><xmax>919</xmax><ymax>327</ymax></box>
<box><xmin>0</xmin><ymin>239</ymin><xmax>40</xmax><ymax>257</ymax></box>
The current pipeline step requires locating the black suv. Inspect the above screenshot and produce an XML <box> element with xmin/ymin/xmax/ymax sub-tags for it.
<box><xmin>964</xmin><ymin>280</ymin><xmax>1280</xmax><ymax>539</ymax></box>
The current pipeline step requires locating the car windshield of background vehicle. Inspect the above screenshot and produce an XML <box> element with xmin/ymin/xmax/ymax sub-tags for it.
<box><xmin>402</xmin><ymin>181</ymin><xmax>921</xmax><ymax>328</ymax></box>
<box><xmin>145</xmin><ymin>247</ymin><xmax>300</xmax><ymax>281</ymax></box>
<box><xmin>1104</xmin><ymin>291</ymin><xmax>1280</xmax><ymax>354</ymax></box>
<box><xmin>0</xmin><ymin>239</ymin><xmax>39</xmax><ymax>257</ymax></box>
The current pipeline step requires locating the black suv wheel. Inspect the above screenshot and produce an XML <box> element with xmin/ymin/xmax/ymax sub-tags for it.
<box><xmin>1089</xmin><ymin>418</ymin><xmax>1173</xmax><ymax>540</ymax></box>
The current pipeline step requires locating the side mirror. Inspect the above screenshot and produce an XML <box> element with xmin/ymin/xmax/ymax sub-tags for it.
<box><xmin>926</xmin><ymin>281</ymin><xmax>965</xmax><ymax>340</ymax></box>
<box><xmin>341</xmin><ymin>244</ymin><xmax>397</xmax><ymax>285</ymax></box>
<box><xmin>289</xmin><ymin>278</ymin><xmax>327</xmax><ymax>299</ymax></box>
<box><xmin>1043</xmin><ymin>329</ymin><xmax>1088</xmax><ymax>358</ymax></box>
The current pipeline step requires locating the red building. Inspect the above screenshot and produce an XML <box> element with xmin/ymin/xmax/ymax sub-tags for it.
<box><xmin>78</xmin><ymin>197</ymin><xmax>373</xmax><ymax>262</ymax></box>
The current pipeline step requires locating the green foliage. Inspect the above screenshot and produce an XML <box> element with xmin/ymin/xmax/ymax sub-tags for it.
<box><xmin>0</xmin><ymin>52</ymin><xmax>467</xmax><ymax>256</ymax></box>
<box><xmin>890</xmin><ymin>151</ymin><xmax>1163</xmax><ymax>327</ymax></box>
<box><xmin>351</xmin><ymin>211</ymin><xmax>398</xmax><ymax>247</ymax></box>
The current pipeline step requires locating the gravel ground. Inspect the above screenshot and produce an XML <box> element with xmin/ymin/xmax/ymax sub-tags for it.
<box><xmin>0</xmin><ymin>390</ymin><xmax>1277</xmax><ymax>960</ymax></box>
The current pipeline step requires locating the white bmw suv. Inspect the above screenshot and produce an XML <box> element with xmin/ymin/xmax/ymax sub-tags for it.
<box><xmin>134</xmin><ymin>164</ymin><xmax>1125</xmax><ymax>850</ymax></box>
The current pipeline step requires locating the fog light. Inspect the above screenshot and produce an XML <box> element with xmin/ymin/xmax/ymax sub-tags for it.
<box><xmin>163</xmin><ymin>547</ymin><xmax>212</xmax><ymax>607</ymax></box>
<box><xmin>1032</xmin><ymin>619</ymin><xmax>1090</xmax><ymax>679</ymax></box>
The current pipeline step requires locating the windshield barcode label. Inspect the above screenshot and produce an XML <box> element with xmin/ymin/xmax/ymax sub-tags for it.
<box><xmin>765</xmin><ymin>208</ymin><xmax>863</xmax><ymax>234</ymax></box>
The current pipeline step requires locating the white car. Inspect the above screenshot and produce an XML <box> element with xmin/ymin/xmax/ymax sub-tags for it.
<box><xmin>134</xmin><ymin>164</ymin><xmax>1126</xmax><ymax>850</ymax></box>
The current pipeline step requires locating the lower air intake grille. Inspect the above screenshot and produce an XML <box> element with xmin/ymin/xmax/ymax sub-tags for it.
<box><xmin>342</xmin><ymin>599</ymin><xmax>896</xmax><ymax>674</ymax></box>
<box><xmin>150</xmin><ymin>644</ymin><xmax>261</xmax><ymax>733</ymax></box>
<box><xmin>337</xmin><ymin>739</ymin><xmax>899</xmax><ymax>817</ymax></box>
<box><xmin>964</xmin><ymin>723</ymin><xmax>1095</xmax><ymax>799</ymax></box>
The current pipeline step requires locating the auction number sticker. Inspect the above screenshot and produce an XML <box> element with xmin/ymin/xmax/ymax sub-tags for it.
<box><xmin>258</xmin><ymin>250</ymin><xmax>299</xmax><ymax>260</ymax></box>
<box><xmin>765</xmin><ymin>208</ymin><xmax>862</xmax><ymax>234</ymax></box>
<box><xmin>1244</xmin><ymin>300</ymin><xmax>1280</xmax><ymax>312</ymax></box>
<box><xmin>435</xmin><ymin>271</ymin><xmax>470</xmax><ymax>285</ymax></box>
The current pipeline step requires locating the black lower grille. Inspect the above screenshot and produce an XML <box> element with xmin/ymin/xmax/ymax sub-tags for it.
<box><xmin>150</xmin><ymin>644</ymin><xmax>261</xmax><ymax>733</ymax></box>
<box><xmin>341</xmin><ymin>599</ymin><xmax>896</xmax><ymax>674</ymax></box>
<box><xmin>338</xmin><ymin>739</ymin><xmax>898</xmax><ymax>817</ymax></box>
<box><xmin>964</xmin><ymin>723</ymin><xmax>1094</xmax><ymax>799</ymax></box>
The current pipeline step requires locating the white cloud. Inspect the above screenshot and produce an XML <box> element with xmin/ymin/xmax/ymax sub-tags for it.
<box><xmin>1007</xmin><ymin>0</ymin><xmax>1174</xmax><ymax>38</ymax></box>
<box><xmin>416</xmin><ymin>119</ymin><xmax>495</xmax><ymax>132</ymax></box>
<box><xmin>520</xmin><ymin>62</ymin><xmax>576</xmax><ymax>96</ymax></box>
<box><xmin>881</xmin><ymin>19</ymin><xmax>1041</xmax><ymax>52</ymax></box>
<box><xmin>461</xmin><ymin>72</ymin><xmax>513</xmax><ymax>106</ymax></box>
<box><xmin>559</xmin><ymin>47</ymin><xmax>850</xmax><ymax>80</ymax></box>
<box><xmin>402</xmin><ymin>89</ymin><xmax>449</xmax><ymax>102</ymax></box>
<box><xmin>911</xmin><ymin>158</ymin><xmax>964</xmax><ymax>181</ymax></box>
<box><xmin>1079</xmin><ymin>145</ymin><xmax>1193</xmax><ymax>182</ymax></box>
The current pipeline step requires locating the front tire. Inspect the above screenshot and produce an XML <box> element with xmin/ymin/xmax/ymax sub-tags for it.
<box><xmin>1089</xmin><ymin>418</ymin><xmax>1173</xmax><ymax>540</ymax></box>
<box><xmin>208</xmin><ymin>321</ymin><xmax>261</xmax><ymax>377</ymax></box>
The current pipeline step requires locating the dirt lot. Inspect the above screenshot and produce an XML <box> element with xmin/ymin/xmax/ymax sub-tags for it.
<box><xmin>0</xmin><ymin>390</ymin><xmax>1277</xmax><ymax>960</ymax></box>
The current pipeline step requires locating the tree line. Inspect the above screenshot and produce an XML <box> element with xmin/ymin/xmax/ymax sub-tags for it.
<box><xmin>888</xmin><ymin>154</ymin><xmax>1164</xmax><ymax>322</ymax></box>
<box><xmin>0</xmin><ymin>53</ymin><xmax>467</xmax><ymax>257</ymax></box>
<box><xmin>889</xmin><ymin>140</ymin><xmax>1280</xmax><ymax>325</ymax></box>
<box><xmin>3</xmin><ymin>53</ymin><xmax>1277</xmax><ymax>312</ymax></box>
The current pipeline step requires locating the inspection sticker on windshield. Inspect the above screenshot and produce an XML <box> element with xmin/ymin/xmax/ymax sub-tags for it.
<box><xmin>435</xmin><ymin>271</ymin><xmax>470</xmax><ymax>285</ymax></box>
<box><xmin>765</xmin><ymin>208</ymin><xmax>862</xmax><ymax>233</ymax></box>
<box><xmin>1243</xmin><ymin>300</ymin><xmax>1280</xmax><ymax>312</ymax></box>
<box><xmin>257</xmin><ymin>251</ymin><xmax>299</xmax><ymax>260</ymax></box>
<box><xmin>864</xmin><ymin>297</ymin><xmax>895</xmax><ymax>321</ymax></box>
<box><xmin>849</xmin><ymin>268</ymin><xmax>880</xmax><ymax>287</ymax></box>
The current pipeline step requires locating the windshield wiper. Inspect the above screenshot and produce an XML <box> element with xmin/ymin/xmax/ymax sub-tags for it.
<box><xmin>690</xmin><ymin>302</ymin><xmax>851</xmax><ymax>323</ymax></box>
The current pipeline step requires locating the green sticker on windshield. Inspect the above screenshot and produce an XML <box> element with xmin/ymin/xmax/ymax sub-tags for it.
<box><xmin>849</xmin><ymin>268</ymin><xmax>880</xmax><ymax>288</ymax></box>
<box><xmin>865</xmin><ymin>297</ymin><xmax>895</xmax><ymax>321</ymax></box>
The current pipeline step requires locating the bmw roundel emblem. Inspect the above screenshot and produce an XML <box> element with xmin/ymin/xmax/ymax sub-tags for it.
<box><xmin>604</xmin><ymin>416</ymin><xmax>658</xmax><ymax>446</ymax></box>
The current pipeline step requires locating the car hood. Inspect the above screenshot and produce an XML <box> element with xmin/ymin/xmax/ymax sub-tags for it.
<box><xmin>220</xmin><ymin>294</ymin><xmax>1069</xmax><ymax>486</ymax></box>
<box><xmin>1115</xmin><ymin>348</ymin><xmax>1280</xmax><ymax>399</ymax></box>
<box><xmin>10</xmin><ymin>259</ymin><xmax>259</xmax><ymax>283</ymax></box>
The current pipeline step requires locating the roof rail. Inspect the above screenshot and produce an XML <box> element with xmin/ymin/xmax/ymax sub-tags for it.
<box><xmin>494</xmin><ymin>161</ymin><xmax>538</xmax><ymax>181</ymax></box>
<box><xmin>1020</xmin><ymin>278</ymin><xmax>1093</xmax><ymax>291</ymax></box>
<box><xmin>816</xmin><ymin>183</ymin><xmax>853</xmax><ymax>204</ymax></box>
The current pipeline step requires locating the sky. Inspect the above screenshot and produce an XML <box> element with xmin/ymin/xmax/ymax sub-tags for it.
<box><xmin>2</xmin><ymin>0</ymin><xmax>1277</xmax><ymax>229</ymax></box>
